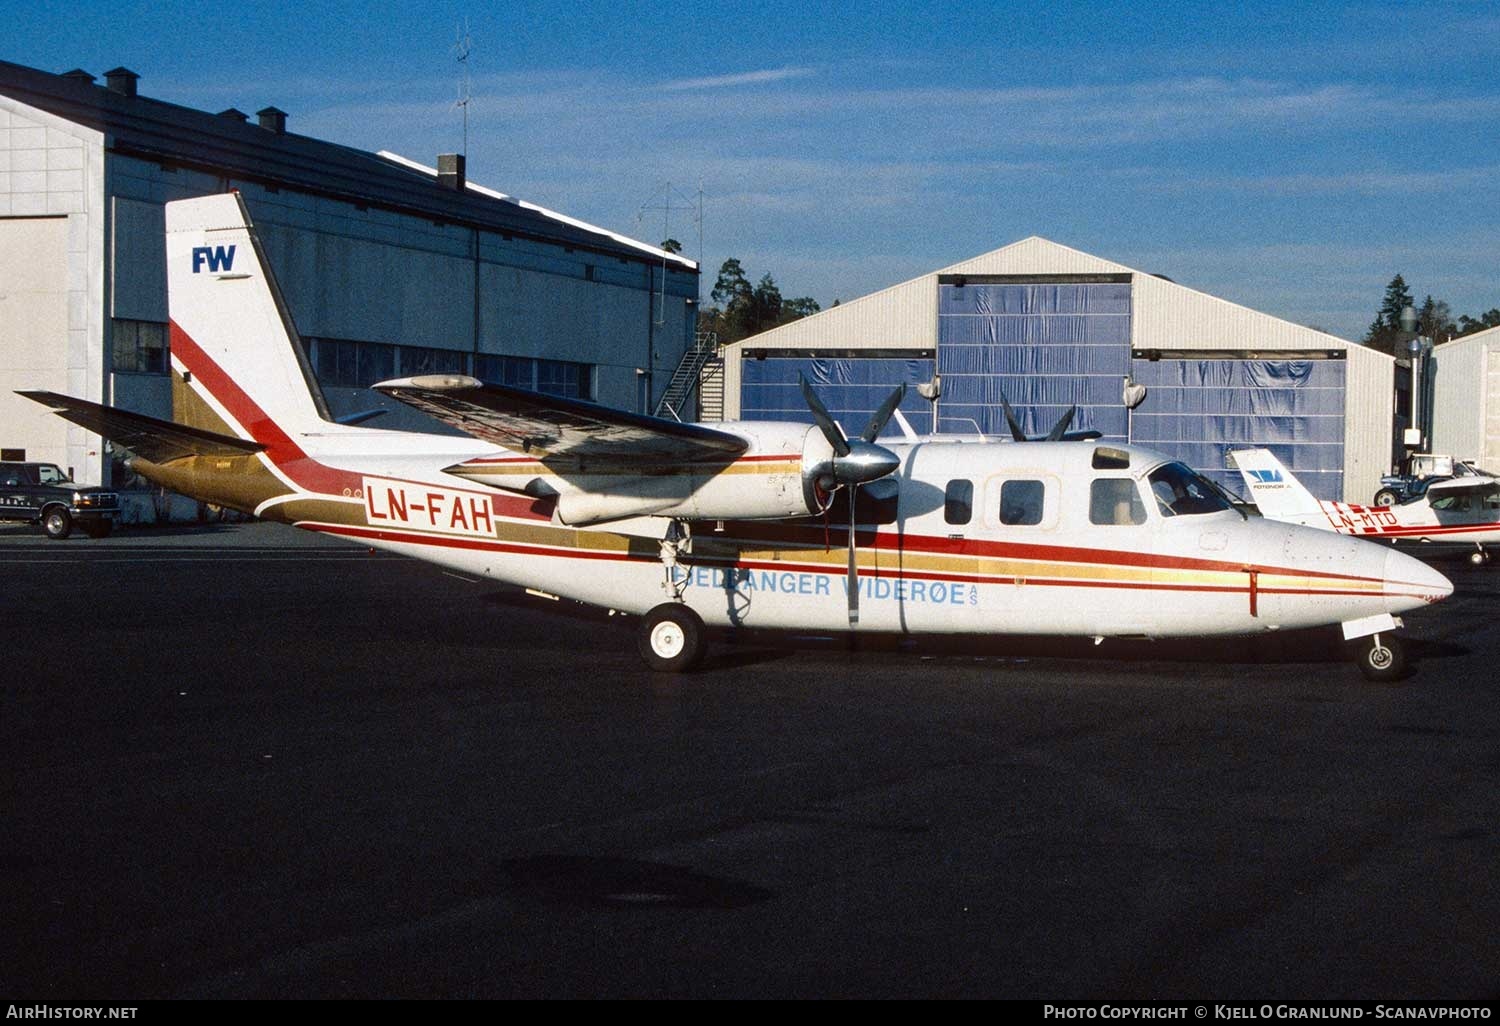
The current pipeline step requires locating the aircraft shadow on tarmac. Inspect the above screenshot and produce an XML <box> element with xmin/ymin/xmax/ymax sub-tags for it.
<box><xmin>502</xmin><ymin>855</ymin><xmax>775</xmax><ymax>909</ymax></box>
<box><xmin>479</xmin><ymin>583</ymin><xmax>1479</xmax><ymax>677</ymax></box>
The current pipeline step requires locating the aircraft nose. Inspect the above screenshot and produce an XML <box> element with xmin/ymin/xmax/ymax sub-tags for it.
<box><xmin>1383</xmin><ymin>547</ymin><xmax>1453</xmax><ymax>611</ymax></box>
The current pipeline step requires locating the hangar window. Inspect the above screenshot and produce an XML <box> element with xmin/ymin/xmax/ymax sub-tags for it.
<box><xmin>309</xmin><ymin>338</ymin><xmax>396</xmax><ymax>388</ymax></box>
<box><xmin>399</xmin><ymin>345</ymin><xmax>468</xmax><ymax>377</ymax></box>
<box><xmin>1089</xmin><ymin>479</ymin><xmax>1146</xmax><ymax>526</ymax></box>
<box><xmin>944</xmin><ymin>479</ymin><xmax>973</xmax><ymax>524</ymax></box>
<box><xmin>476</xmin><ymin>355</ymin><xmax>593</xmax><ymax>400</ymax></box>
<box><xmin>111</xmin><ymin>319</ymin><xmax>168</xmax><ymax>375</ymax></box>
<box><xmin>999</xmin><ymin>480</ymin><xmax>1046</xmax><ymax>526</ymax></box>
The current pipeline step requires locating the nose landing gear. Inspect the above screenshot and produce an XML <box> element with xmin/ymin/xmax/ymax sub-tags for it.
<box><xmin>1352</xmin><ymin>631</ymin><xmax>1406</xmax><ymax>682</ymax></box>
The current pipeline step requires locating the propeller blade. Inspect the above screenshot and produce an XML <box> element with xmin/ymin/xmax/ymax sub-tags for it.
<box><xmin>847</xmin><ymin>483</ymin><xmax>860</xmax><ymax>626</ymax></box>
<box><xmin>999</xmin><ymin>395</ymin><xmax>1027</xmax><ymax>442</ymax></box>
<box><xmin>799</xmin><ymin>373</ymin><xmax>850</xmax><ymax>458</ymax></box>
<box><xmin>1045</xmin><ymin>405</ymin><xmax>1078</xmax><ymax>442</ymax></box>
<box><xmin>860</xmin><ymin>382</ymin><xmax>908</xmax><ymax>444</ymax></box>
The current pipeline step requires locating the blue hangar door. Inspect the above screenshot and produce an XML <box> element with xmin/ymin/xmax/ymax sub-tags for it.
<box><xmin>738</xmin><ymin>351</ymin><xmax>937</xmax><ymax>435</ymax></box>
<box><xmin>936</xmin><ymin>276</ymin><xmax>1133</xmax><ymax>440</ymax></box>
<box><xmin>1128</xmin><ymin>352</ymin><xmax>1347</xmax><ymax>501</ymax></box>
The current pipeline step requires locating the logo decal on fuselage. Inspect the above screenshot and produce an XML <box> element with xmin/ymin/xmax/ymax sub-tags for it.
<box><xmin>191</xmin><ymin>245</ymin><xmax>237</xmax><ymax>274</ymax></box>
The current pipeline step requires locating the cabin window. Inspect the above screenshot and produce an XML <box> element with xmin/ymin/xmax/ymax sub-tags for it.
<box><xmin>944</xmin><ymin>479</ymin><xmax>973</xmax><ymax>525</ymax></box>
<box><xmin>1089</xmin><ymin>478</ymin><xmax>1146</xmax><ymax>525</ymax></box>
<box><xmin>999</xmin><ymin>479</ymin><xmax>1045</xmax><ymax>526</ymax></box>
<box><xmin>1430</xmin><ymin>493</ymin><xmax>1472</xmax><ymax>512</ymax></box>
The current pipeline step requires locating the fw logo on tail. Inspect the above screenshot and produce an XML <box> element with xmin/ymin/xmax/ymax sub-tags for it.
<box><xmin>191</xmin><ymin>245</ymin><xmax>237</xmax><ymax>273</ymax></box>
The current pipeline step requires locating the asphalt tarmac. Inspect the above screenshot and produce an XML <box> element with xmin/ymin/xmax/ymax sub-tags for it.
<box><xmin>2</xmin><ymin>521</ymin><xmax>1498</xmax><ymax>999</ymax></box>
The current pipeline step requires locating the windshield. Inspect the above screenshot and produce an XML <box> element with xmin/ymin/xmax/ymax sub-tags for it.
<box><xmin>1148</xmin><ymin>462</ymin><xmax>1233</xmax><ymax>517</ymax></box>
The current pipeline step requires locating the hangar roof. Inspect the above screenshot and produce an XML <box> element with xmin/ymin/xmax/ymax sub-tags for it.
<box><xmin>725</xmin><ymin>234</ymin><xmax>1372</xmax><ymax>360</ymax></box>
<box><xmin>0</xmin><ymin>59</ymin><xmax>694</xmax><ymax>272</ymax></box>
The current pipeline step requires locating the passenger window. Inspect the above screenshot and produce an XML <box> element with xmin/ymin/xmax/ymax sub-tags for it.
<box><xmin>944</xmin><ymin>479</ymin><xmax>973</xmax><ymax>525</ymax></box>
<box><xmin>999</xmin><ymin>479</ymin><xmax>1045</xmax><ymax>526</ymax></box>
<box><xmin>1089</xmin><ymin>478</ymin><xmax>1146</xmax><ymax>525</ymax></box>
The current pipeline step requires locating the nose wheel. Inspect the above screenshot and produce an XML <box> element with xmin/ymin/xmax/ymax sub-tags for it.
<box><xmin>1352</xmin><ymin>632</ymin><xmax>1406</xmax><ymax>682</ymax></box>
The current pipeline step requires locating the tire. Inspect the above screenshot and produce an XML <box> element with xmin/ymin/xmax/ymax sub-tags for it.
<box><xmin>42</xmin><ymin>506</ymin><xmax>72</xmax><ymax>540</ymax></box>
<box><xmin>1373</xmin><ymin>489</ymin><xmax>1399</xmax><ymax>508</ymax></box>
<box><xmin>83</xmin><ymin>520</ymin><xmax>113</xmax><ymax>539</ymax></box>
<box><xmin>636</xmin><ymin>603</ymin><xmax>706</xmax><ymax>672</ymax></box>
<box><xmin>1354</xmin><ymin>632</ymin><xmax>1406</xmax><ymax>683</ymax></box>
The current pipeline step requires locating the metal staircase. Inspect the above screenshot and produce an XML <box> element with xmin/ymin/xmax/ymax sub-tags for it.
<box><xmin>654</xmin><ymin>331</ymin><xmax>720</xmax><ymax>422</ymax></box>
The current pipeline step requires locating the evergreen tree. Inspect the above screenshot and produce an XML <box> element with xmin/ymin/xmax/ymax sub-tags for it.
<box><xmin>1363</xmin><ymin>274</ymin><xmax>1414</xmax><ymax>354</ymax></box>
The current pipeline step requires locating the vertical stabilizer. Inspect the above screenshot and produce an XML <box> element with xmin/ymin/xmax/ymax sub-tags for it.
<box><xmin>1230</xmin><ymin>448</ymin><xmax>1326</xmax><ymax>520</ymax></box>
<box><xmin>165</xmin><ymin>193</ymin><xmax>331</xmax><ymax>443</ymax></box>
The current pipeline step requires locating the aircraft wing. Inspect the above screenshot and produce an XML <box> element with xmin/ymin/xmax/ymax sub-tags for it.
<box><xmin>18</xmin><ymin>390</ymin><xmax>265</xmax><ymax>463</ymax></box>
<box><xmin>1423</xmin><ymin>477</ymin><xmax>1500</xmax><ymax>500</ymax></box>
<box><xmin>373</xmin><ymin>375</ymin><xmax>749</xmax><ymax>467</ymax></box>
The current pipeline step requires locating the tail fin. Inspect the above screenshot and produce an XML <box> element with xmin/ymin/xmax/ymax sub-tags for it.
<box><xmin>1229</xmin><ymin>448</ymin><xmax>1324</xmax><ymax>519</ymax></box>
<box><xmin>166</xmin><ymin>193</ymin><xmax>331</xmax><ymax>443</ymax></box>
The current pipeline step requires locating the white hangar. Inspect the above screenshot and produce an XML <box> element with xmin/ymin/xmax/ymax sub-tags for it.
<box><xmin>1429</xmin><ymin>324</ymin><xmax>1500</xmax><ymax>469</ymax></box>
<box><xmin>0</xmin><ymin>59</ymin><xmax>699</xmax><ymax>489</ymax></box>
<box><xmin>720</xmin><ymin>237</ymin><xmax>1394</xmax><ymax>502</ymax></box>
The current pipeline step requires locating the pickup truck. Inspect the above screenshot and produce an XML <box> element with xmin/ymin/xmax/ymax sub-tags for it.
<box><xmin>0</xmin><ymin>461</ymin><xmax>119</xmax><ymax>539</ymax></box>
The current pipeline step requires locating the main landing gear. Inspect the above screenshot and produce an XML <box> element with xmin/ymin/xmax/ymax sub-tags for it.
<box><xmin>637</xmin><ymin>603</ymin><xmax>707</xmax><ymax>673</ymax></box>
<box><xmin>1470</xmin><ymin>545</ymin><xmax>1491</xmax><ymax>567</ymax></box>
<box><xmin>1351</xmin><ymin>632</ymin><xmax>1406</xmax><ymax>683</ymax></box>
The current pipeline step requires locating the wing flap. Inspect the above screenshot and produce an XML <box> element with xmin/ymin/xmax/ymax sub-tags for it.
<box><xmin>373</xmin><ymin>375</ymin><xmax>749</xmax><ymax>468</ymax></box>
<box><xmin>18</xmin><ymin>391</ymin><xmax>265</xmax><ymax>463</ymax></box>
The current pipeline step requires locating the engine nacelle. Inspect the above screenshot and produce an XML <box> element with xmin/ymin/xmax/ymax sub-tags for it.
<box><xmin>449</xmin><ymin>421</ymin><xmax>841</xmax><ymax>527</ymax></box>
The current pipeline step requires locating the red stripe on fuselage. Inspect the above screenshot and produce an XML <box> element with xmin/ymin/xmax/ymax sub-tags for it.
<box><xmin>301</xmin><ymin>521</ymin><xmax>1424</xmax><ymax>601</ymax></box>
<box><xmin>169</xmin><ymin>321</ymin><xmax>362</xmax><ymax>495</ymax></box>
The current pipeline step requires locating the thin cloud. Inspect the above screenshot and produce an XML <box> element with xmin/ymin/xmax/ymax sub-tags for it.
<box><xmin>659</xmin><ymin>66</ymin><xmax>816</xmax><ymax>91</ymax></box>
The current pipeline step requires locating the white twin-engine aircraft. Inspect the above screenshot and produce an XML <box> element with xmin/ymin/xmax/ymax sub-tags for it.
<box><xmin>1232</xmin><ymin>447</ymin><xmax>1500</xmax><ymax>566</ymax></box>
<box><xmin>21</xmin><ymin>194</ymin><xmax>1452</xmax><ymax>680</ymax></box>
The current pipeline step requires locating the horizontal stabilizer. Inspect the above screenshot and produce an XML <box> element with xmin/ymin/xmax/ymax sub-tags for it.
<box><xmin>18</xmin><ymin>391</ymin><xmax>265</xmax><ymax>463</ymax></box>
<box><xmin>373</xmin><ymin>375</ymin><xmax>749</xmax><ymax>468</ymax></box>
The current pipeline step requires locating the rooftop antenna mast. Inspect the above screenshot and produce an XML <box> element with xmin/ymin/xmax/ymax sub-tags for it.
<box><xmin>637</xmin><ymin>181</ymin><xmax>701</xmax><ymax>325</ymax></box>
<box><xmin>453</xmin><ymin>18</ymin><xmax>472</xmax><ymax>156</ymax></box>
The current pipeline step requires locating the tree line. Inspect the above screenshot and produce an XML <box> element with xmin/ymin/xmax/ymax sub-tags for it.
<box><xmin>694</xmin><ymin>256</ymin><xmax>825</xmax><ymax>344</ymax></box>
<box><xmin>1363</xmin><ymin>274</ymin><xmax>1500</xmax><ymax>355</ymax></box>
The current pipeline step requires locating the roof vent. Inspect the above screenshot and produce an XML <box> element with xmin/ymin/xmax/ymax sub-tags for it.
<box><xmin>218</xmin><ymin>108</ymin><xmax>249</xmax><ymax>123</ymax></box>
<box><xmin>438</xmin><ymin>153</ymin><xmax>466</xmax><ymax>191</ymax></box>
<box><xmin>103</xmin><ymin>67</ymin><xmax>139</xmax><ymax>97</ymax></box>
<box><xmin>60</xmin><ymin>69</ymin><xmax>97</xmax><ymax>85</ymax></box>
<box><xmin>256</xmin><ymin>106</ymin><xmax>288</xmax><ymax>134</ymax></box>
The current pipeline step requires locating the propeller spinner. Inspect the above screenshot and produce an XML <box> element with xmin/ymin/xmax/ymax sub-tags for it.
<box><xmin>798</xmin><ymin>374</ymin><xmax>906</xmax><ymax>626</ymax></box>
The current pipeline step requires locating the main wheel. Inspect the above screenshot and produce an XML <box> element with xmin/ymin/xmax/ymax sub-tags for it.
<box><xmin>637</xmin><ymin>603</ymin><xmax>706</xmax><ymax>672</ymax></box>
<box><xmin>1373</xmin><ymin>489</ymin><xmax>1399</xmax><ymax>508</ymax></box>
<box><xmin>1354</xmin><ymin>632</ymin><xmax>1406</xmax><ymax>683</ymax></box>
<box><xmin>1470</xmin><ymin>548</ymin><xmax>1490</xmax><ymax>566</ymax></box>
<box><xmin>42</xmin><ymin>506</ymin><xmax>72</xmax><ymax>540</ymax></box>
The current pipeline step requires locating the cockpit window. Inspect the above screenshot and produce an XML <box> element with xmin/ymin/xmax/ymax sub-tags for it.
<box><xmin>1148</xmin><ymin>462</ymin><xmax>1233</xmax><ymax>517</ymax></box>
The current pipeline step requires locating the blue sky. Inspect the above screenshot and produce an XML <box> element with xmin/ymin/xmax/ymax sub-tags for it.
<box><xmin>7</xmin><ymin>1</ymin><xmax>1498</xmax><ymax>340</ymax></box>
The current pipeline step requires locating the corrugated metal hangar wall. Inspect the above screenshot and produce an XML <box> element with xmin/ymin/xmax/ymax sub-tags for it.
<box><xmin>0</xmin><ymin>60</ymin><xmax>697</xmax><ymax>487</ymax></box>
<box><xmin>727</xmin><ymin>239</ymin><xmax>1389</xmax><ymax>503</ymax></box>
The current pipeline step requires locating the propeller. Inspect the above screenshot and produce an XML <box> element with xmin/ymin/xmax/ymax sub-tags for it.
<box><xmin>999</xmin><ymin>394</ymin><xmax>1102</xmax><ymax>442</ymax></box>
<box><xmin>798</xmin><ymin>374</ymin><xmax>906</xmax><ymax>626</ymax></box>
